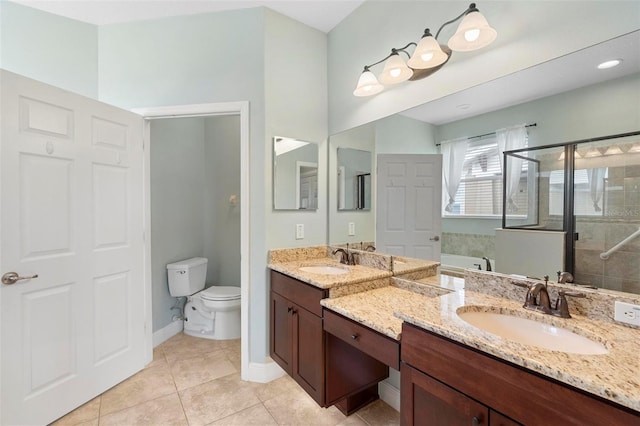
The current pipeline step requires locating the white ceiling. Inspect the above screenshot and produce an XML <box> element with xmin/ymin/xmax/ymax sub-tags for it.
<box><xmin>12</xmin><ymin>0</ymin><xmax>364</xmax><ymax>32</ymax></box>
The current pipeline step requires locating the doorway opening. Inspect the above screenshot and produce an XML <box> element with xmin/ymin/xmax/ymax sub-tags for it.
<box><xmin>134</xmin><ymin>102</ymin><xmax>250</xmax><ymax>379</ymax></box>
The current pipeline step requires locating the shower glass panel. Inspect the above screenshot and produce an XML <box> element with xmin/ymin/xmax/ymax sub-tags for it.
<box><xmin>503</xmin><ymin>131</ymin><xmax>640</xmax><ymax>292</ymax></box>
<box><xmin>573</xmin><ymin>135</ymin><xmax>640</xmax><ymax>291</ymax></box>
<box><xmin>502</xmin><ymin>145</ymin><xmax>565</xmax><ymax>230</ymax></box>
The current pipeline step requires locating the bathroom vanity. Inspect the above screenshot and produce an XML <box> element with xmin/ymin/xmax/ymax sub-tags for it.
<box><xmin>268</xmin><ymin>247</ymin><xmax>640</xmax><ymax>423</ymax></box>
<box><xmin>401</xmin><ymin>324</ymin><xmax>637</xmax><ymax>425</ymax></box>
<box><xmin>270</xmin><ymin>270</ymin><xmax>391</xmax><ymax>414</ymax></box>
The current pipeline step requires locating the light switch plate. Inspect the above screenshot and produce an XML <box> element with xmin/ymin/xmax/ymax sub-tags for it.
<box><xmin>348</xmin><ymin>222</ymin><xmax>356</xmax><ymax>236</ymax></box>
<box><xmin>614</xmin><ymin>301</ymin><xmax>640</xmax><ymax>326</ymax></box>
<box><xmin>295</xmin><ymin>224</ymin><xmax>304</xmax><ymax>240</ymax></box>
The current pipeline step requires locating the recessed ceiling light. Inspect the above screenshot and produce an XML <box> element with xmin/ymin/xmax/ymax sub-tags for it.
<box><xmin>597</xmin><ymin>59</ymin><xmax>622</xmax><ymax>69</ymax></box>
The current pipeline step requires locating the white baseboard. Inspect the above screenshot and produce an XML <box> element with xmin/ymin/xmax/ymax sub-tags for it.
<box><xmin>152</xmin><ymin>320</ymin><xmax>183</xmax><ymax>348</ymax></box>
<box><xmin>379</xmin><ymin>380</ymin><xmax>400</xmax><ymax>412</ymax></box>
<box><xmin>244</xmin><ymin>359</ymin><xmax>286</xmax><ymax>383</ymax></box>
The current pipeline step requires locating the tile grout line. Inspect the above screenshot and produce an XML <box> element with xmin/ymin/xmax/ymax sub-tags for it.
<box><xmin>161</xmin><ymin>343</ymin><xmax>192</xmax><ymax>425</ymax></box>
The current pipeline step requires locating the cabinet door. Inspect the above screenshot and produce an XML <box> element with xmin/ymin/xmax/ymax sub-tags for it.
<box><xmin>401</xmin><ymin>363</ymin><xmax>488</xmax><ymax>426</ymax></box>
<box><xmin>270</xmin><ymin>291</ymin><xmax>293</xmax><ymax>373</ymax></box>
<box><xmin>292</xmin><ymin>305</ymin><xmax>324</xmax><ymax>404</ymax></box>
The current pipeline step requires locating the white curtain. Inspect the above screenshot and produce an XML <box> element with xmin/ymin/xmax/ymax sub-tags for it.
<box><xmin>587</xmin><ymin>168</ymin><xmax>606</xmax><ymax>212</ymax></box>
<box><xmin>441</xmin><ymin>138</ymin><xmax>469</xmax><ymax>212</ymax></box>
<box><xmin>497</xmin><ymin>124</ymin><xmax>527</xmax><ymax>213</ymax></box>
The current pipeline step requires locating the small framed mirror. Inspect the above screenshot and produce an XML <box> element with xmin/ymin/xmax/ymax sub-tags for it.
<box><xmin>337</xmin><ymin>147</ymin><xmax>372</xmax><ymax>210</ymax></box>
<box><xmin>273</xmin><ymin>136</ymin><xmax>319</xmax><ymax>210</ymax></box>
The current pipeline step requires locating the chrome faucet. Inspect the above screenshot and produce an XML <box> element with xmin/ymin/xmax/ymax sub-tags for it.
<box><xmin>513</xmin><ymin>275</ymin><xmax>586</xmax><ymax>318</ymax></box>
<box><xmin>482</xmin><ymin>257</ymin><xmax>492</xmax><ymax>272</ymax></box>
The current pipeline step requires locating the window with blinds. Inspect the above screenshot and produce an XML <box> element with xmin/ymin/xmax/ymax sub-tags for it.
<box><xmin>443</xmin><ymin>136</ymin><xmax>528</xmax><ymax>217</ymax></box>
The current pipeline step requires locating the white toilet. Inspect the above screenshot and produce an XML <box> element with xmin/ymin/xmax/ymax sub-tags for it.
<box><xmin>167</xmin><ymin>257</ymin><xmax>241</xmax><ymax>340</ymax></box>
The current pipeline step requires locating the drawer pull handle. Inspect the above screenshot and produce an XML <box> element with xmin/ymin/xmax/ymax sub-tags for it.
<box><xmin>291</xmin><ymin>309</ymin><xmax>297</xmax><ymax>315</ymax></box>
<box><xmin>287</xmin><ymin>307</ymin><xmax>293</xmax><ymax>313</ymax></box>
<box><xmin>351</xmin><ymin>334</ymin><xmax>359</xmax><ymax>340</ymax></box>
<box><xmin>472</xmin><ymin>416</ymin><xmax>481</xmax><ymax>426</ymax></box>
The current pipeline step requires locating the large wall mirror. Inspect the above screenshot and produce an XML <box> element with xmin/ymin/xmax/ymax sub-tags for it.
<box><xmin>327</xmin><ymin>31</ymin><xmax>640</xmax><ymax>295</ymax></box>
<box><xmin>273</xmin><ymin>136</ymin><xmax>318</xmax><ymax>210</ymax></box>
<box><xmin>337</xmin><ymin>147</ymin><xmax>372</xmax><ymax>210</ymax></box>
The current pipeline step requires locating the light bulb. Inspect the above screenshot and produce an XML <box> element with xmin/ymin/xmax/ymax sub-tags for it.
<box><xmin>464</xmin><ymin>29</ymin><xmax>480</xmax><ymax>42</ymax></box>
<box><xmin>420</xmin><ymin>52</ymin><xmax>434</xmax><ymax>62</ymax></box>
<box><xmin>390</xmin><ymin>68</ymin><xmax>401</xmax><ymax>77</ymax></box>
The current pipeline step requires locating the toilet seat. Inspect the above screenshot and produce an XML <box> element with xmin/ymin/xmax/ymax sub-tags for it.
<box><xmin>199</xmin><ymin>286</ymin><xmax>240</xmax><ymax>301</ymax></box>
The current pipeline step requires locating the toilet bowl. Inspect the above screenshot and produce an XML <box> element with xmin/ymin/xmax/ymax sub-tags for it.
<box><xmin>167</xmin><ymin>257</ymin><xmax>241</xmax><ymax>340</ymax></box>
<box><xmin>184</xmin><ymin>286</ymin><xmax>241</xmax><ymax>340</ymax></box>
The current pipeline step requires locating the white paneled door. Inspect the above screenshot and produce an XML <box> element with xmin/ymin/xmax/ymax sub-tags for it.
<box><xmin>376</xmin><ymin>154</ymin><xmax>443</xmax><ymax>261</ymax></box>
<box><xmin>0</xmin><ymin>71</ymin><xmax>147</xmax><ymax>425</ymax></box>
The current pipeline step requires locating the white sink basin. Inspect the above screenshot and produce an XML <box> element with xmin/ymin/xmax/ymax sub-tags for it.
<box><xmin>299</xmin><ymin>265</ymin><xmax>349</xmax><ymax>275</ymax></box>
<box><xmin>457</xmin><ymin>310</ymin><xmax>608</xmax><ymax>355</ymax></box>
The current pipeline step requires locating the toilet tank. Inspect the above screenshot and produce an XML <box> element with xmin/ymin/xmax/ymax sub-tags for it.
<box><xmin>167</xmin><ymin>257</ymin><xmax>208</xmax><ymax>297</ymax></box>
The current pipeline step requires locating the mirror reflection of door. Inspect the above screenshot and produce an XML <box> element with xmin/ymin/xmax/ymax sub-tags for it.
<box><xmin>376</xmin><ymin>154</ymin><xmax>443</xmax><ymax>261</ymax></box>
<box><xmin>297</xmin><ymin>162</ymin><xmax>318</xmax><ymax>209</ymax></box>
<box><xmin>273</xmin><ymin>136</ymin><xmax>319</xmax><ymax>210</ymax></box>
<box><xmin>337</xmin><ymin>147</ymin><xmax>372</xmax><ymax>210</ymax></box>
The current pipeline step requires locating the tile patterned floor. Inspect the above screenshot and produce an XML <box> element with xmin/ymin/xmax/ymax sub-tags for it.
<box><xmin>52</xmin><ymin>332</ymin><xmax>400</xmax><ymax>426</ymax></box>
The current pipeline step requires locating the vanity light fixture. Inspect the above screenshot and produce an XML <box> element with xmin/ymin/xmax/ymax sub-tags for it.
<box><xmin>353</xmin><ymin>3</ymin><xmax>497</xmax><ymax>97</ymax></box>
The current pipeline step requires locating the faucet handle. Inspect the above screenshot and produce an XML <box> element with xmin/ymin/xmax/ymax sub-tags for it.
<box><xmin>554</xmin><ymin>290</ymin><xmax>586</xmax><ymax>318</ymax></box>
<box><xmin>558</xmin><ymin>290</ymin><xmax>586</xmax><ymax>299</ymax></box>
<box><xmin>511</xmin><ymin>281</ymin><xmax>529</xmax><ymax>289</ymax></box>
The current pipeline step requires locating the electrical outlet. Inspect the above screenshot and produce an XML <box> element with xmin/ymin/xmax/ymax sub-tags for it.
<box><xmin>614</xmin><ymin>301</ymin><xmax>640</xmax><ymax>326</ymax></box>
<box><xmin>295</xmin><ymin>224</ymin><xmax>304</xmax><ymax>240</ymax></box>
<box><xmin>348</xmin><ymin>222</ymin><xmax>356</xmax><ymax>236</ymax></box>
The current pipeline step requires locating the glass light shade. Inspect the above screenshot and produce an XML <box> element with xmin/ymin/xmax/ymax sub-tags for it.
<box><xmin>407</xmin><ymin>35</ymin><xmax>448</xmax><ymax>69</ymax></box>
<box><xmin>605</xmin><ymin>145</ymin><xmax>624</xmax><ymax>155</ymax></box>
<box><xmin>353</xmin><ymin>70</ymin><xmax>384</xmax><ymax>97</ymax></box>
<box><xmin>583</xmin><ymin>148</ymin><xmax>602</xmax><ymax>158</ymax></box>
<box><xmin>447</xmin><ymin>11</ymin><xmax>497</xmax><ymax>52</ymax></box>
<box><xmin>378</xmin><ymin>54</ymin><xmax>413</xmax><ymax>85</ymax></box>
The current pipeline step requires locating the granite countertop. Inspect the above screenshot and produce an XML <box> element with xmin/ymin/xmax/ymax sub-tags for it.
<box><xmin>320</xmin><ymin>279</ymin><xmax>451</xmax><ymax>340</ymax></box>
<box><xmin>395</xmin><ymin>290</ymin><xmax>640</xmax><ymax>412</ymax></box>
<box><xmin>321</xmin><ymin>272</ymin><xmax>639</xmax><ymax>411</ymax></box>
<box><xmin>268</xmin><ymin>257</ymin><xmax>392</xmax><ymax>290</ymax></box>
<box><xmin>391</xmin><ymin>257</ymin><xmax>440</xmax><ymax>277</ymax></box>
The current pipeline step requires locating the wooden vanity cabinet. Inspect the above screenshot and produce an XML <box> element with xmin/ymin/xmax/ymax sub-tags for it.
<box><xmin>270</xmin><ymin>270</ymin><xmax>390</xmax><ymax>414</ymax></box>
<box><xmin>401</xmin><ymin>323</ymin><xmax>639</xmax><ymax>426</ymax></box>
<box><xmin>270</xmin><ymin>271</ymin><xmax>327</xmax><ymax>404</ymax></box>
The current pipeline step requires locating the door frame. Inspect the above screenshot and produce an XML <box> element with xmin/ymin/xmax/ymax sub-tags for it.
<box><xmin>132</xmin><ymin>102</ymin><xmax>250</xmax><ymax>378</ymax></box>
<box><xmin>296</xmin><ymin>161</ymin><xmax>318</xmax><ymax>209</ymax></box>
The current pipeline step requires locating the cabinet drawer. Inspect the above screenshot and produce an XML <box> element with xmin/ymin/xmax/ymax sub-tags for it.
<box><xmin>324</xmin><ymin>309</ymin><xmax>400</xmax><ymax>369</ymax></box>
<box><xmin>271</xmin><ymin>271</ymin><xmax>327</xmax><ymax>317</ymax></box>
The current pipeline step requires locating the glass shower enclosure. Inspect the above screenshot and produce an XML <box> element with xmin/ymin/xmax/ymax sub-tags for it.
<box><xmin>502</xmin><ymin>131</ymin><xmax>640</xmax><ymax>293</ymax></box>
